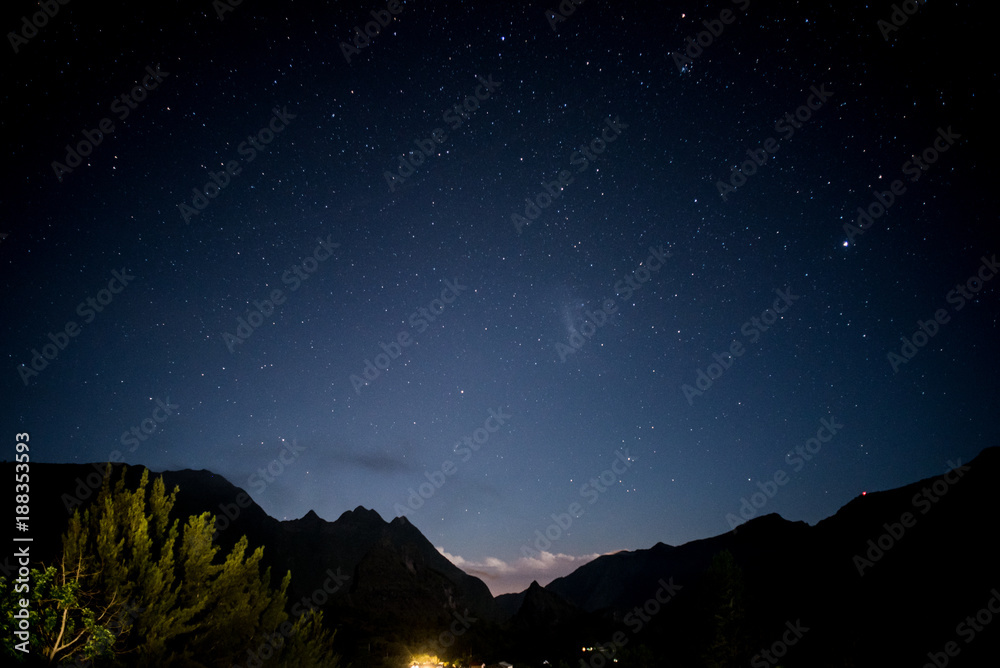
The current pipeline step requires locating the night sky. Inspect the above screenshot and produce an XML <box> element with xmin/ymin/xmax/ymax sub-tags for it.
<box><xmin>3</xmin><ymin>0</ymin><xmax>996</xmax><ymax>595</ymax></box>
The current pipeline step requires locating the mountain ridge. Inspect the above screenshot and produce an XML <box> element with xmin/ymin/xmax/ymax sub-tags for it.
<box><xmin>6</xmin><ymin>446</ymin><xmax>997</xmax><ymax>667</ymax></box>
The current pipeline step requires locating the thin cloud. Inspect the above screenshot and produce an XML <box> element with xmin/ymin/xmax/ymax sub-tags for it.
<box><xmin>332</xmin><ymin>450</ymin><xmax>415</xmax><ymax>473</ymax></box>
<box><xmin>310</xmin><ymin>439</ymin><xmax>417</xmax><ymax>474</ymax></box>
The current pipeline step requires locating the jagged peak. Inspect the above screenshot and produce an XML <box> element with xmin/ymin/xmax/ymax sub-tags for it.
<box><xmin>337</xmin><ymin>505</ymin><xmax>385</xmax><ymax>523</ymax></box>
<box><xmin>300</xmin><ymin>509</ymin><xmax>322</xmax><ymax>522</ymax></box>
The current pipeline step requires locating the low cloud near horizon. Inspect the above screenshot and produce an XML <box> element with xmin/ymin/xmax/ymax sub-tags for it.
<box><xmin>437</xmin><ymin>547</ymin><xmax>609</xmax><ymax>596</ymax></box>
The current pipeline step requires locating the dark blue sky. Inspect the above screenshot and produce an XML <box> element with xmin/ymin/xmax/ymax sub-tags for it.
<box><xmin>3</xmin><ymin>0</ymin><xmax>996</xmax><ymax>594</ymax></box>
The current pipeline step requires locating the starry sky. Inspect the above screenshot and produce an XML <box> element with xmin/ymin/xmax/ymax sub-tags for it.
<box><xmin>3</xmin><ymin>0</ymin><xmax>996</xmax><ymax>595</ymax></box>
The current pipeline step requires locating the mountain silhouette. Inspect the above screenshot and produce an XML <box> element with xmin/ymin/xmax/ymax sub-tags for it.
<box><xmin>6</xmin><ymin>446</ymin><xmax>997</xmax><ymax>667</ymax></box>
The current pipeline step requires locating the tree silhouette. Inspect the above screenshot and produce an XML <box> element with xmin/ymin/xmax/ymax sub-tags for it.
<box><xmin>701</xmin><ymin>549</ymin><xmax>751</xmax><ymax>668</ymax></box>
<box><xmin>1</xmin><ymin>465</ymin><xmax>339</xmax><ymax>667</ymax></box>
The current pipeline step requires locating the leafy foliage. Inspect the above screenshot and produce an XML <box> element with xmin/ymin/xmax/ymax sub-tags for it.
<box><xmin>1</xmin><ymin>465</ymin><xmax>339</xmax><ymax>667</ymax></box>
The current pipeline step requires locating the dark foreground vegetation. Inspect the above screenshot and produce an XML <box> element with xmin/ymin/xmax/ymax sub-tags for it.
<box><xmin>3</xmin><ymin>449</ymin><xmax>998</xmax><ymax>667</ymax></box>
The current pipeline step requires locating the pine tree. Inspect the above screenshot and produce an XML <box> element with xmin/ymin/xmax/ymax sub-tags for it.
<box><xmin>1</xmin><ymin>465</ymin><xmax>339</xmax><ymax>667</ymax></box>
